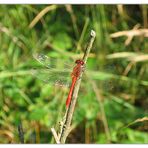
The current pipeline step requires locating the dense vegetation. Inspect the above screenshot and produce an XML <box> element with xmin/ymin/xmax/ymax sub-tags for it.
<box><xmin>0</xmin><ymin>5</ymin><xmax>148</xmax><ymax>143</ymax></box>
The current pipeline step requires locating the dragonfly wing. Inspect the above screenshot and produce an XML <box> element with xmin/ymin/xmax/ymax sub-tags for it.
<box><xmin>31</xmin><ymin>68</ymin><xmax>71</xmax><ymax>87</ymax></box>
<box><xmin>33</xmin><ymin>53</ymin><xmax>74</xmax><ymax>70</ymax></box>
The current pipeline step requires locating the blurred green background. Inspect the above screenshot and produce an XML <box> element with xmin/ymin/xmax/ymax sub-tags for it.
<box><xmin>0</xmin><ymin>5</ymin><xmax>148</xmax><ymax>144</ymax></box>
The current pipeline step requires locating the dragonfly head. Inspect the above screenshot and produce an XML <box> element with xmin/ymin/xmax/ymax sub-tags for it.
<box><xmin>75</xmin><ymin>59</ymin><xmax>84</xmax><ymax>65</ymax></box>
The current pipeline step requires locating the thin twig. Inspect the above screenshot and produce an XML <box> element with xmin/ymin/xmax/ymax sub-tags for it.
<box><xmin>59</xmin><ymin>30</ymin><xmax>96</xmax><ymax>144</ymax></box>
<box><xmin>123</xmin><ymin>61</ymin><xmax>135</xmax><ymax>76</ymax></box>
<box><xmin>122</xmin><ymin>117</ymin><xmax>148</xmax><ymax>129</ymax></box>
<box><xmin>110</xmin><ymin>24</ymin><xmax>148</xmax><ymax>46</ymax></box>
<box><xmin>29</xmin><ymin>5</ymin><xmax>57</xmax><ymax>28</ymax></box>
<box><xmin>51</xmin><ymin>128</ymin><xmax>60</xmax><ymax>144</ymax></box>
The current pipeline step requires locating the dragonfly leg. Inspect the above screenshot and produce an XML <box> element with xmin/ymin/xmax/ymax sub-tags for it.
<box><xmin>77</xmin><ymin>65</ymin><xmax>85</xmax><ymax>80</ymax></box>
<box><xmin>82</xmin><ymin>65</ymin><xmax>85</xmax><ymax>72</ymax></box>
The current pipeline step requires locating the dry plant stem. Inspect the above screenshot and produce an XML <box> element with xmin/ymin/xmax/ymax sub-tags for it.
<box><xmin>90</xmin><ymin>80</ymin><xmax>111</xmax><ymax>143</ymax></box>
<box><xmin>0</xmin><ymin>130</ymin><xmax>14</xmax><ymax>142</ymax></box>
<box><xmin>122</xmin><ymin>117</ymin><xmax>148</xmax><ymax>129</ymax></box>
<box><xmin>29</xmin><ymin>5</ymin><xmax>57</xmax><ymax>28</ymax></box>
<box><xmin>59</xmin><ymin>30</ymin><xmax>96</xmax><ymax>144</ymax></box>
<box><xmin>110</xmin><ymin>24</ymin><xmax>148</xmax><ymax>46</ymax></box>
<box><xmin>123</xmin><ymin>61</ymin><xmax>135</xmax><ymax>76</ymax></box>
<box><xmin>51</xmin><ymin>128</ymin><xmax>60</xmax><ymax>144</ymax></box>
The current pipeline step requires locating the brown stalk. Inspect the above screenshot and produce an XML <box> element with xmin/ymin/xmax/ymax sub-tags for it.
<box><xmin>59</xmin><ymin>30</ymin><xmax>96</xmax><ymax>144</ymax></box>
<box><xmin>50</xmin><ymin>30</ymin><xmax>96</xmax><ymax>144</ymax></box>
<box><xmin>110</xmin><ymin>24</ymin><xmax>148</xmax><ymax>46</ymax></box>
<box><xmin>29</xmin><ymin>5</ymin><xmax>58</xmax><ymax>28</ymax></box>
<box><xmin>51</xmin><ymin>127</ymin><xmax>60</xmax><ymax>144</ymax></box>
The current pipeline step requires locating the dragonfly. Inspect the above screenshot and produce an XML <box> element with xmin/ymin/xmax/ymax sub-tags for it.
<box><xmin>32</xmin><ymin>53</ymin><xmax>85</xmax><ymax>108</ymax></box>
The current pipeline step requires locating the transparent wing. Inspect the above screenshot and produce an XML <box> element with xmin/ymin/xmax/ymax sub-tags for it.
<box><xmin>33</xmin><ymin>53</ymin><xmax>74</xmax><ymax>70</ymax></box>
<box><xmin>32</xmin><ymin>53</ymin><xmax>74</xmax><ymax>87</ymax></box>
<box><xmin>31</xmin><ymin>68</ymin><xmax>71</xmax><ymax>87</ymax></box>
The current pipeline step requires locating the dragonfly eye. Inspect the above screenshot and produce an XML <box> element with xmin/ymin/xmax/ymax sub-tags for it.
<box><xmin>75</xmin><ymin>60</ymin><xmax>84</xmax><ymax>65</ymax></box>
<box><xmin>75</xmin><ymin>59</ymin><xmax>80</xmax><ymax>64</ymax></box>
<box><xmin>80</xmin><ymin>61</ymin><xmax>84</xmax><ymax>65</ymax></box>
<box><xmin>75</xmin><ymin>59</ymin><xmax>84</xmax><ymax>65</ymax></box>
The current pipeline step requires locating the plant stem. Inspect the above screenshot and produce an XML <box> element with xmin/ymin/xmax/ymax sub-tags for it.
<box><xmin>59</xmin><ymin>30</ymin><xmax>96</xmax><ymax>144</ymax></box>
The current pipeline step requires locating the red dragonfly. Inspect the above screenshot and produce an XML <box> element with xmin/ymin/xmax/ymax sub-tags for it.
<box><xmin>32</xmin><ymin>53</ymin><xmax>84</xmax><ymax>108</ymax></box>
<box><xmin>65</xmin><ymin>59</ymin><xmax>84</xmax><ymax>107</ymax></box>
